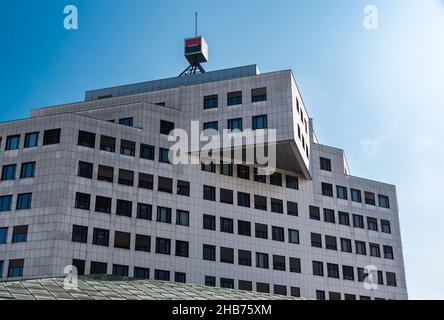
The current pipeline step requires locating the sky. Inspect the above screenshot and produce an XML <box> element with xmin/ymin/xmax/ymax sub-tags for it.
<box><xmin>0</xmin><ymin>0</ymin><xmax>443</xmax><ymax>299</ymax></box>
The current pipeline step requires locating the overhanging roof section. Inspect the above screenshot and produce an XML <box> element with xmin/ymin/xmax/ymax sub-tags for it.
<box><xmin>85</xmin><ymin>65</ymin><xmax>260</xmax><ymax>101</ymax></box>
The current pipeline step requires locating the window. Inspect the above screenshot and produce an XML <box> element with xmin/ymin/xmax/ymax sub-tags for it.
<box><xmin>338</xmin><ymin>211</ymin><xmax>350</xmax><ymax>225</ymax></box>
<box><xmin>227</xmin><ymin>118</ymin><xmax>243</xmax><ymax>131</ymax></box>
<box><xmin>134</xmin><ymin>267</ymin><xmax>150</xmax><ymax>279</ymax></box>
<box><xmin>288</xmin><ymin>229</ymin><xmax>299</xmax><ymax>244</ymax></box>
<box><xmin>367</xmin><ymin>217</ymin><xmax>378</xmax><ymax>231</ymax></box>
<box><xmin>384</xmin><ymin>245</ymin><xmax>394</xmax><ymax>259</ymax></box>
<box><xmin>238</xmin><ymin>220</ymin><xmax>251</xmax><ymax>237</ymax></box>
<box><xmin>252</xmin><ymin>115</ymin><xmax>268</xmax><ymax>130</ymax></box>
<box><xmin>77</xmin><ymin>161</ymin><xmax>93</xmax><ymax>179</ymax></box>
<box><xmin>336</xmin><ymin>186</ymin><xmax>348</xmax><ymax>200</ymax></box>
<box><xmin>237</xmin><ymin>165</ymin><xmax>250</xmax><ymax>180</ymax></box>
<box><xmin>157</xmin><ymin>207</ymin><xmax>172</xmax><ymax>223</ymax></box>
<box><xmin>24</xmin><ymin>132</ymin><xmax>39</xmax><ymax>148</ymax></box>
<box><xmin>355</xmin><ymin>241</ymin><xmax>367</xmax><ymax>255</ymax></box>
<box><xmin>78</xmin><ymin>130</ymin><xmax>95</xmax><ymax>148</ymax></box>
<box><xmin>203</xmin><ymin>185</ymin><xmax>216</xmax><ymax>201</ymax></box>
<box><xmin>272</xmin><ymin>226</ymin><xmax>284</xmax><ymax>242</ymax></box>
<box><xmin>177</xmin><ymin>180</ymin><xmax>190</xmax><ymax>196</ymax></box>
<box><xmin>379</xmin><ymin>195</ymin><xmax>390</xmax><ymax>208</ymax></box>
<box><xmin>10</xmin><ymin>225</ymin><xmax>27</xmax><ymax>243</ymax></box>
<box><xmin>176</xmin><ymin>210</ymin><xmax>189</xmax><ymax>226</ymax></box>
<box><xmin>119</xmin><ymin>117</ymin><xmax>133</xmax><ymax>127</ymax></box>
<box><xmin>316</xmin><ymin>290</ymin><xmax>326</xmax><ymax>300</ymax></box>
<box><xmin>273</xmin><ymin>255</ymin><xmax>286</xmax><ymax>271</ymax></box>
<box><xmin>158</xmin><ymin>176</ymin><xmax>173</xmax><ymax>193</ymax></box>
<box><xmin>386</xmin><ymin>272</ymin><xmax>397</xmax><ymax>286</ymax></box>
<box><xmin>345</xmin><ymin>294</ymin><xmax>356</xmax><ymax>300</ymax></box>
<box><xmin>43</xmin><ymin>129</ymin><xmax>61</xmax><ymax>145</ymax></box>
<box><xmin>114</xmin><ymin>231</ymin><xmax>131</xmax><ymax>249</ymax></box>
<box><xmin>320</xmin><ymin>157</ymin><xmax>331</xmax><ymax>171</ymax></box>
<box><xmin>220</xmin><ymin>278</ymin><xmax>234</xmax><ymax>289</ymax></box>
<box><xmin>203</xmin><ymin>214</ymin><xmax>216</xmax><ymax>231</ymax></box>
<box><xmin>1</xmin><ymin>164</ymin><xmax>16</xmax><ymax>180</ymax></box>
<box><xmin>176</xmin><ymin>240</ymin><xmax>189</xmax><ymax>257</ymax></box>
<box><xmin>220</xmin><ymin>163</ymin><xmax>232</xmax><ymax>176</ymax></box>
<box><xmin>270</xmin><ymin>172</ymin><xmax>282</xmax><ymax>186</ymax></box>
<box><xmin>364</xmin><ymin>191</ymin><xmax>376</xmax><ymax>205</ymax></box>
<box><xmin>19</xmin><ymin>162</ymin><xmax>35</xmax><ymax>179</ymax></box>
<box><xmin>140</xmin><ymin>144</ymin><xmax>155</xmax><ymax>160</ymax></box>
<box><xmin>220</xmin><ymin>189</ymin><xmax>233</xmax><ymax>204</ymax></box>
<box><xmin>287</xmin><ymin>201</ymin><xmax>298</xmax><ymax>216</ymax></box>
<box><xmin>227</xmin><ymin>91</ymin><xmax>242</xmax><ymax>106</ymax></box>
<box><xmin>93</xmin><ymin>228</ymin><xmax>109</xmax><ymax>246</ymax></box>
<box><xmin>8</xmin><ymin>259</ymin><xmax>24</xmax><ymax>278</ymax></box>
<box><xmin>74</xmin><ymin>193</ymin><xmax>90</xmax><ymax>210</ymax></box>
<box><xmin>323</xmin><ymin>208</ymin><xmax>335</xmax><ymax>223</ymax></box>
<box><xmin>237</xmin><ymin>192</ymin><xmax>250</xmax><ymax>207</ymax></box>
<box><xmin>204</xmin><ymin>95</ymin><xmax>218</xmax><ymax>109</ymax></box>
<box><xmin>381</xmin><ymin>220</ymin><xmax>391</xmax><ymax>234</ymax></box>
<box><xmin>329</xmin><ymin>292</ymin><xmax>341</xmax><ymax>300</ymax></box>
<box><xmin>112</xmin><ymin>264</ymin><xmax>129</xmax><ymax>277</ymax></box>
<box><xmin>72</xmin><ymin>259</ymin><xmax>85</xmax><ymax>275</ymax></box>
<box><xmin>312</xmin><ymin>261</ymin><xmax>324</xmax><ymax>276</ymax></box>
<box><xmin>309</xmin><ymin>205</ymin><xmax>320</xmax><ymax>220</ymax></box>
<box><xmin>71</xmin><ymin>225</ymin><xmax>88</xmax><ymax>243</ymax></box>
<box><xmin>291</xmin><ymin>287</ymin><xmax>301</xmax><ymax>298</ymax></box>
<box><xmin>203</xmin><ymin>121</ymin><xmax>218</xmax><ymax>131</ymax></box>
<box><xmin>353</xmin><ymin>214</ymin><xmax>365</xmax><ymax>228</ymax></box>
<box><xmin>138</xmin><ymin>173</ymin><xmax>153</xmax><ymax>189</ymax></box>
<box><xmin>321</xmin><ymin>182</ymin><xmax>333</xmax><ymax>197</ymax></box>
<box><xmin>5</xmin><ymin>135</ymin><xmax>20</xmax><ymax>151</ymax></box>
<box><xmin>116</xmin><ymin>199</ymin><xmax>132</xmax><ymax>217</ymax></box>
<box><xmin>257</xmin><ymin>283</ymin><xmax>270</xmax><ymax>293</ymax></box>
<box><xmin>286</xmin><ymin>175</ymin><xmax>298</xmax><ymax>189</ymax></box>
<box><xmin>220</xmin><ymin>217</ymin><xmax>234</xmax><ymax>233</ymax></box>
<box><xmin>135</xmin><ymin>234</ymin><xmax>151</xmax><ymax>252</ymax></box>
<box><xmin>325</xmin><ymin>235</ymin><xmax>337</xmax><ymax>250</ymax></box>
<box><xmin>201</xmin><ymin>162</ymin><xmax>216</xmax><ymax>173</ymax></box>
<box><xmin>289</xmin><ymin>257</ymin><xmax>301</xmax><ymax>273</ymax></box>
<box><xmin>327</xmin><ymin>263</ymin><xmax>339</xmax><ymax>278</ymax></box>
<box><xmin>256</xmin><ymin>252</ymin><xmax>269</xmax><ymax>269</ymax></box>
<box><xmin>155</xmin><ymin>270</ymin><xmax>170</xmax><ymax>281</ymax></box>
<box><xmin>254</xmin><ymin>195</ymin><xmax>267</xmax><ymax>211</ymax></box>
<box><xmin>271</xmin><ymin>198</ymin><xmax>283</xmax><ymax>214</ymax></box>
<box><xmin>175</xmin><ymin>272</ymin><xmax>186</xmax><ymax>283</ymax></box>
<box><xmin>343</xmin><ymin>265</ymin><xmax>355</xmax><ymax>281</ymax></box>
<box><xmin>120</xmin><ymin>140</ymin><xmax>135</xmax><ymax>157</ymax></box>
<box><xmin>251</xmin><ymin>87</ymin><xmax>267</xmax><ymax>102</ymax></box>
<box><xmin>97</xmin><ymin>165</ymin><xmax>113</xmax><ymax>182</ymax></box>
<box><xmin>160</xmin><ymin>120</ymin><xmax>174</xmax><ymax>135</ymax></box>
<box><xmin>205</xmin><ymin>276</ymin><xmax>216</xmax><ymax>287</ymax></box>
<box><xmin>341</xmin><ymin>238</ymin><xmax>352</xmax><ymax>253</ymax></box>
<box><xmin>0</xmin><ymin>195</ymin><xmax>12</xmax><ymax>212</ymax></box>
<box><xmin>239</xmin><ymin>280</ymin><xmax>252</xmax><ymax>291</ymax></box>
<box><xmin>90</xmin><ymin>262</ymin><xmax>107</xmax><ymax>275</ymax></box>
<box><xmin>0</xmin><ymin>227</ymin><xmax>7</xmax><ymax>244</ymax></box>
<box><xmin>137</xmin><ymin>203</ymin><xmax>152</xmax><ymax>220</ymax></box>
<box><xmin>370</xmin><ymin>243</ymin><xmax>381</xmax><ymax>257</ymax></box>
<box><xmin>159</xmin><ymin>148</ymin><xmax>171</xmax><ymax>164</ymax></box>
<box><xmin>203</xmin><ymin>244</ymin><xmax>216</xmax><ymax>261</ymax></box>
<box><xmin>255</xmin><ymin>223</ymin><xmax>268</xmax><ymax>239</ymax></box>
<box><xmin>238</xmin><ymin>250</ymin><xmax>251</xmax><ymax>266</ymax></box>
<box><xmin>253</xmin><ymin>168</ymin><xmax>266</xmax><ymax>183</ymax></box>
<box><xmin>220</xmin><ymin>247</ymin><xmax>234</xmax><ymax>264</ymax></box>
<box><xmin>311</xmin><ymin>233</ymin><xmax>322</xmax><ymax>248</ymax></box>
<box><xmin>378</xmin><ymin>271</ymin><xmax>384</xmax><ymax>285</ymax></box>
<box><xmin>156</xmin><ymin>237</ymin><xmax>171</xmax><ymax>255</ymax></box>
<box><xmin>95</xmin><ymin>196</ymin><xmax>111</xmax><ymax>214</ymax></box>
<box><xmin>100</xmin><ymin>135</ymin><xmax>116</xmax><ymax>152</ymax></box>
<box><xmin>351</xmin><ymin>189</ymin><xmax>362</xmax><ymax>202</ymax></box>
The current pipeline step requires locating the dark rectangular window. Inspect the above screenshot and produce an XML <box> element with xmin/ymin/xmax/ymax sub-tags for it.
<box><xmin>227</xmin><ymin>91</ymin><xmax>242</xmax><ymax>106</ymax></box>
<box><xmin>112</xmin><ymin>264</ymin><xmax>129</xmax><ymax>277</ymax></box>
<box><xmin>90</xmin><ymin>261</ymin><xmax>107</xmax><ymax>275</ymax></box>
<box><xmin>160</xmin><ymin>120</ymin><xmax>174</xmax><ymax>135</ymax></box>
<box><xmin>271</xmin><ymin>198</ymin><xmax>283</xmax><ymax>214</ymax></box>
<box><xmin>325</xmin><ymin>235</ymin><xmax>337</xmax><ymax>250</ymax></box>
<box><xmin>220</xmin><ymin>278</ymin><xmax>234</xmax><ymax>289</ymax></box>
<box><xmin>353</xmin><ymin>214</ymin><xmax>365</xmax><ymax>229</ymax></box>
<box><xmin>341</xmin><ymin>238</ymin><xmax>352</xmax><ymax>253</ymax></box>
<box><xmin>288</xmin><ymin>229</ymin><xmax>299</xmax><ymax>244</ymax></box>
<box><xmin>78</xmin><ymin>130</ymin><xmax>95</xmax><ymax>148</ymax></box>
<box><xmin>287</xmin><ymin>201</ymin><xmax>298</xmax><ymax>216</ymax></box>
<box><xmin>97</xmin><ymin>165</ymin><xmax>114</xmax><ymax>182</ymax></box>
<box><xmin>43</xmin><ymin>129</ymin><xmax>61</xmax><ymax>145</ymax></box>
<box><xmin>254</xmin><ymin>195</ymin><xmax>267</xmax><ymax>211</ymax></box>
<box><xmin>95</xmin><ymin>196</ymin><xmax>112</xmax><ymax>214</ymax></box>
<box><xmin>7</xmin><ymin>259</ymin><xmax>24</xmax><ymax>278</ymax></box>
<box><xmin>159</xmin><ymin>148</ymin><xmax>171</xmax><ymax>164</ymax></box>
<box><xmin>100</xmin><ymin>135</ymin><xmax>116</xmax><ymax>152</ymax></box>
<box><xmin>273</xmin><ymin>255</ymin><xmax>286</xmax><ymax>271</ymax></box>
<box><xmin>203</xmin><ymin>185</ymin><xmax>216</xmax><ymax>201</ymax></box>
<box><xmin>203</xmin><ymin>244</ymin><xmax>216</xmax><ymax>261</ymax></box>
<box><xmin>201</xmin><ymin>162</ymin><xmax>216</xmax><ymax>173</ymax></box>
<box><xmin>381</xmin><ymin>220</ymin><xmax>391</xmax><ymax>234</ymax></box>
<box><xmin>256</xmin><ymin>252</ymin><xmax>269</xmax><ymax>269</ymax></box>
<box><xmin>227</xmin><ymin>118</ymin><xmax>243</xmax><ymax>131</ymax></box>
<box><xmin>323</xmin><ymin>208</ymin><xmax>335</xmax><ymax>223</ymax></box>
<box><xmin>71</xmin><ymin>225</ymin><xmax>88</xmax><ymax>243</ymax></box>
<box><xmin>351</xmin><ymin>189</ymin><xmax>362</xmax><ymax>202</ymax></box>
<box><xmin>140</xmin><ymin>144</ymin><xmax>155</xmax><ymax>160</ymax></box>
<box><xmin>16</xmin><ymin>193</ymin><xmax>32</xmax><ymax>210</ymax></box>
<box><xmin>203</xmin><ymin>214</ymin><xmax>216</xmax><ymax>230</ymax></box>
<box><xmin>93</xmin><ymin>228</ymin><xmax>109</xmax><ymax>246</ymax></box>
<box><xmin>203</xmin><ymin>121</ymin><xmax>218</xmax><ymax>131</ymax></box>
<box><xmin>237</xmin><ymin>165</ymin><xmax>250</xmax><ymax>180</ymax></box>
<box><xmin>289</xmin><ymin>257</ymin><xmax>301</xmax><ymax>273</ymax></box>
<box><xmin>12</xmin><ymin>225</ymin><xmax>29</xmax><ymax>243</ymax></box>
<box><xmin>312</xmin><ymin>261</ymin><xmax>324</xmax><ymax>276</ymax></box>
<box><xmin>176</xmin><ymin>210</ymin><xmax>189</xmax><ymax>226</ymax></box>
<box><xmin>365</xmin><ymin>191</ymin><xmax>376</xmax><ymax>205</ymax></box>
<box><xmin>286</xmin><ymin>175</ymin><xmax>298</xmax><ymax>189</ymax></box>
<box><xmin>367</xmin><ymin>217</ymin><xmax>378</xmax><ymax>231</ymax></box>
<box><xmin>311</xmin><ymin>233</ymin><xmax>322</xmax><ymax>248</ymax></box>
<box><xmin>320</xmin><ymin>157</ymin><xmax>331</xmax><ymax>171</ymax></box>
<box><xmin>270</xmin><ymin>172</ymin><xmax>282</xmax><ymax>186</ymax></box>
<box><xmin>257</xmin><ymin>283</ymin><xmax>270</xmax><ymax>293</ymax></box>
<box><xmin>5</xmin><ymin>135</ymin><xmax>20</xmax><ymax>150</ymax></box>
<box><xmin>77</xmin><ymin>161</ymin><xmax>93</xmax><ymax>179</ymax></box>
<box><xmin>138</xmin><ymin>173</ymin><xmax>153</xmax><ymax>189</ymax></box>
<box><xmin>158</xmin><ymin>176</ymin><xmax>173</xmax><ymax>193</ymax></box>
<box><xmin>175</xmin><ymin>272</ymin><xmax>186</xmax><ymax>283</ymax></box>
<box><xmin>343</xmin><ymin>265</ymin><xmax>355</xmax><ymax>281</ymax></box>
<box><xmin>345</xmin><ymin>294</ymin><xmax>356</xmax><ymax>300</ymax></box>
<box><xmin>316</xmin><ymin>290</ymin><xmax>326</xmax><ymax>300</ymax></box>
<box><xmin>384</xmin><ymin>245</ymin><xmax>394</xmax><ymax>259</ymax></box>
<box><xmin>137</xmin><ymin>203</ymin><xmax>152</xmax><ymax>220</ymax></box>
<box><xmin>237</xmin><ymin>192</ymin><xmax>250</xmax><ymax>207</ymax></box>
<box><xmin>118</xmin><ymin>169</ymin><xmax>134</xmax><ymax>186</ymax></box>
<box><xmin>156</xmin><ymin>237</ymin><xmax>171</xmax><ymax>255</ymax></box>
<box><xmin>255</xmin><ymin>223</ymin><xmax>268</xmax><ymax>239</ymax></box>
<box><xmin>175</xmin><ymin>240</ymin><xmax>189</xmax><ymax>257</ymax></box>
<box><xmin>309</xmin><ymin>205</ymin><xmax>320</xmax><ymax>220</ymax></box>
<box><xmin>177</xmin><ymin>180</ymin><xmax>190</xmax><ymax>196</ymax></box>
<box><xmin>238</xmin><ymin>220</ymin><xmax>251</xmax><ymax>236</ymax></box>
<box><xmin>72</xmin><ymin>259</ymin><xmax>85</xmax><ymax>275</ymax></box>
<box><xmin>386</xmin><ymin>272</ymin><xmax>397</xmax><ymax>286</ymax></box>
<box><xmin>0</xmin><ymin>227</ymin><xmax>8</xmax><ymax>244</ymax></box>
<box><xmin>322</xmin><ymin>182</ymin><xmax>333</xmax><ymax>197</ymax></box>
<box><xmin>205</xmin><ymin>276</ymin><xmax>216</xmax><ymax>287</ymax></box>
<box><xmin>220</xmin><ymin>162</ymin><xmax>232</xmax><ymax>176</ymax></box>
<box><xmin>134</xmin><ymin>267</ymin><xmax>150</xmax><ymax>279</ymax></box>
<box><xmin>370</xmin><ymin>243</ymin><xmax>381</xmax><ymax>257</ymax></box>
<box><xmin>239</xmin><ymin>280</ymin><xmax>252</xmax><ymax>291</ymax></box>
<box><xmin>154</xmin><ymin>270</ymin><xmax>170</xmax><ymax>281</ymax></box>
<box><xmin>204</xmin><ymin>95</ymin><xmax>218</xmax><ymax>109</ymax></box>
<box><xmin>251</xmin><ymin>87</ymin><xmax>267</xmax><ymax>102</ymax></box>
<box><xmin>75</xmin><ymin>192</ymin><xmax>90</xmax><ymax>210</ymax></box>
<box><xmin>327</xmin><ymin>263</ymin><xmax>340</xmax><ymax>278</ymax></box>
<box><xmin>220</xmin><ymin>217</ymin><xmax>234</xmax><ymax>234</ymax></box>
<box><xmin>253</xmin><ymin>168</ymin><xmax>266</xmax><ymax>183</ymax></box>
<box><xmin>338</xmin><ymin>211</ymin><xmax>350</xmax><ymax>225</ymax></box>
<box><xmin>238</xmin><ymin>250</ymin><xmax>252</xmax><ymax>266</ymax></box>
<box><xmin>119</xmin><ymin>117</ymin><xmax>133</xmax><ymax>127</ymax></box>
<box><xmin>114</xmin><ymin>231</ymin><xmax>131</xmax><ymax>249</ymax></box>
<box><xmin>120</xmin><ymin>140</ymin><xmax>135</xmax><ymax>157</ymax></box>
<box><xmin>24</xmin><ymin>132</ymin><xmax>39</xmax><ymax>148</ymax></box>
<box><xmin>355</xmin><ymin>240</ymin><xmax>367</xmax><ymax>255</ymax></box>
<box><xmin>329</xmin><ymin>292</ymin><xmax>341</xmax><ymax>300</ymax></box>
<box><xmin>379</xmin><ymin>195</ymin><xmax>390</xmax><ymax>208</ymax></box>
<box><xmin>1</xmin><ymin>164</ymin><xmax>16</xmax><ymax>181</ymax></box>
<box><xmin>135</xmin><ymin>234</ymin><xmax>151</xmax><ymax>252</ymax></box>
<box><xmin>116</xmin><ymin>199</ymin><xmax>132</xmax><ymax>217</ymax></box>
<box><xmin>336</xmin><ymin>185</ymin><xmax>348</xmax><ymax>200</ymax></box>
<box><xmin>252</xmin><ymin>115</ymin><xmax>268</xmax><ymax>130</ymax></box>
<box><xmin>157</xmin><ymin>207</ymin><xmax>172</xmax><ymax>224</ymax></box>
<box><xmin>220</xmin><ymin>189</ymin><xmax>233</xmax><ymax>204</ymax></box>
<box><xmin>272</xmin><ymin>226</ymin><xmax>284</xmax><ymax>242</ymax></box>
<box><xmin>291</xmin><ymin>287</ymin><xmax>301</xmax><ymax>298</ymax></box>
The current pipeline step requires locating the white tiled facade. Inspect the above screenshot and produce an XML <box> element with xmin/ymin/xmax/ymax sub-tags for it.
<box><xmin>0</xmin><ymin>65</ymin><xmax>407</xmax><ymax>300</ymax></box>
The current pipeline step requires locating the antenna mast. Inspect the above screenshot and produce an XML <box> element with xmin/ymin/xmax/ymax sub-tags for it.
<box><xmin>195</xmin><ymin>12</ymin><xmax>198</xmax><ymax>37</ymax></box>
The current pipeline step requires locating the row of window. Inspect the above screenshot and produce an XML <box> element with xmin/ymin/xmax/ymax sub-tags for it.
<box><xmin>0</xmin><ymin>193</ymin><xmax>33</xmax><ymax>211</ymax></box>
<box><xmin>321</xmin><ymin>182</ymin><xmax>390</xmax><ymax>208</ymax></box>
<box><xmin>315</xmin><ymin>290</ymin><xmax>388</xmax><ymax>301</ymax></box>
<box><xmin>0</xmin><ymin>259</ymin><xmax>24</xmax><ymax>278</ymax></box>
<box><xmin>1</xmin><ymin>128</ymin><xmax>60</xmax><ymax>151</ymax></box>
<box><xmin>203</xmin><ymin>88</ymin><xmax>267</xmax><ymax>110</ymax></box>
<box><xmin>1</xmin><ymin>162</ymin><xmax>36</xmax><ymax>181</ymax></box>
<box><xmin>0</xmin><ymin>225</ymin><xmax>28</xmax><ymax>244</ymax></box>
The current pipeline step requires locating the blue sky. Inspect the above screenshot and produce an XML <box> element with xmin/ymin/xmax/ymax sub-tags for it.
<box><xmin>1</xmin><ymin>0</ymin><xmax>443</xmax><ymax>299</ymax></box>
